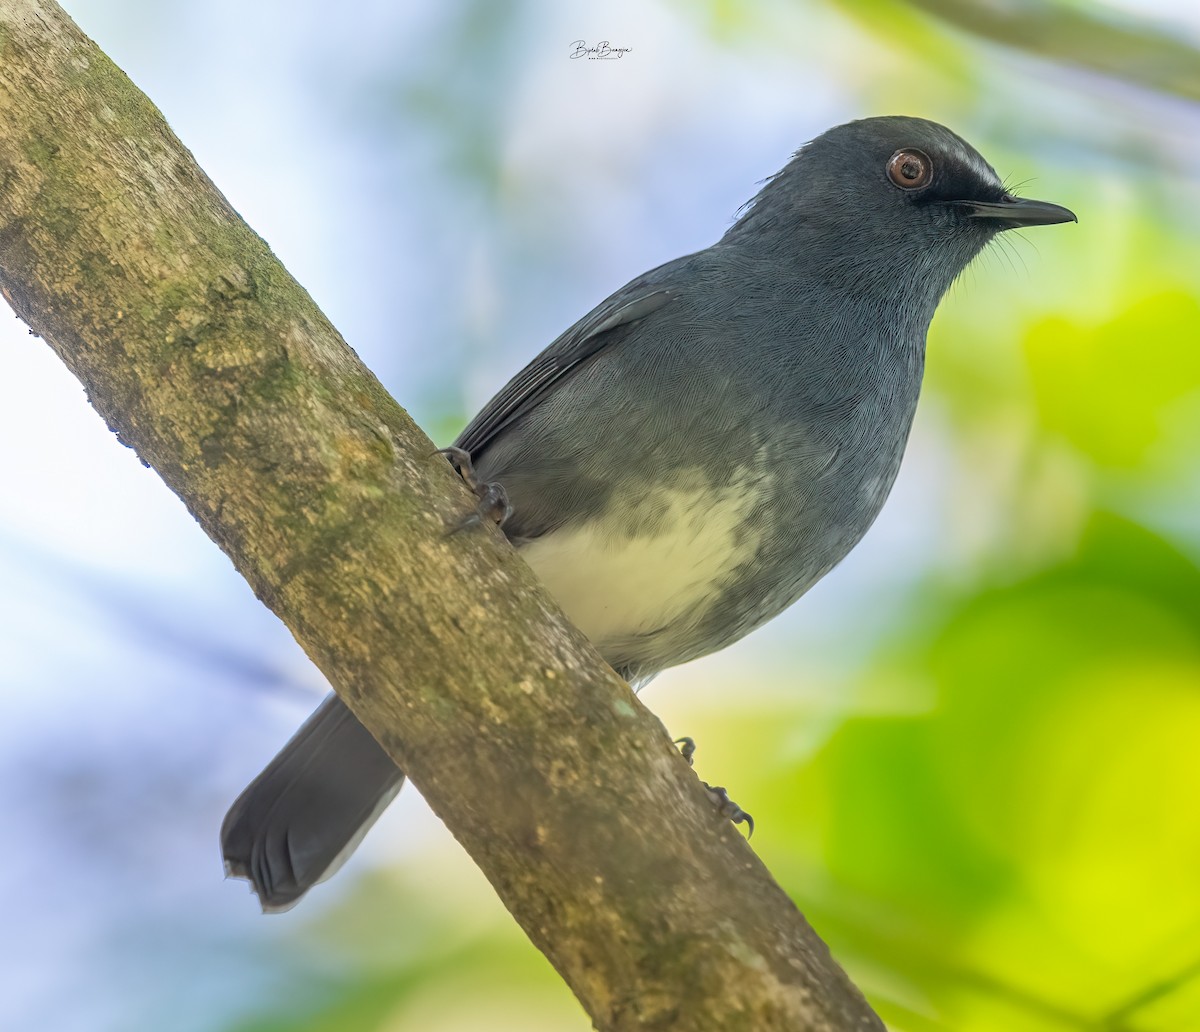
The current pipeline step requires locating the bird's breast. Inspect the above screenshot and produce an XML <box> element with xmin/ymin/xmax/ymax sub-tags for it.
<box><xmin>516</xmin><ymin>463</ymin><xmax>772</xmax><ymax>674</ymax></box>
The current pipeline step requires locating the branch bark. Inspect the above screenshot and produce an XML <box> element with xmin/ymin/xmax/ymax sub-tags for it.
<box><xmin>0</xmin><ymin>3</ymin><xmax>884</xmax><ymax>1029</ymax></box>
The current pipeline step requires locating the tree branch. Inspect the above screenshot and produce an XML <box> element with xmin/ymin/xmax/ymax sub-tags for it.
<box><xmin>0</xmin><ymin>2</ymin><xmax>884</xmax><ymax>1028</ymax></box>
<box><xmin>900</xmin><ymin>0</ymin><xmax>1200</xmax><ymax>104</ymax></box>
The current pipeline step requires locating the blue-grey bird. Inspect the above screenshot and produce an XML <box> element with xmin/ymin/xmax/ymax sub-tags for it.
<box><xmin>221</xmin><ymin>115</ymin><xmax>1076</xmax><ymax>911</ymax></box>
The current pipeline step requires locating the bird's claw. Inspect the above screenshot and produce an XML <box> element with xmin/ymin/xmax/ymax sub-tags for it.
<box><xmin>703</xmin><ymin>783</ymin><xmax>754</xmax><ymax>838</ymax></box>
<box><xmin>675</xmin><ymin>735</ymin><xmax>753</xmax><ymax>837</ymax></box>
<box><xmin>437</xmin><ymin>446</ymin><xmax>512</xmax><ymax>531</ymax></box>
<box><xmin>674</xmin><ymin>736</ymin><xmax>696</xmax><ymax>766</ymax></box>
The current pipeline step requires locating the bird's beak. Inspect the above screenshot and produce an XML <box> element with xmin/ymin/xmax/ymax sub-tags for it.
<box><xmin>956</xmin><ymin>194</ymin><xmax>1077</xmax><ymax>229</ymax></box>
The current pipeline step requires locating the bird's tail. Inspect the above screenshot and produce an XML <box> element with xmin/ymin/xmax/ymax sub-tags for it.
<box><xmin>221</xmin><ymin>693</ymin><xmax>405</xmax><ymax>912</ymax></box>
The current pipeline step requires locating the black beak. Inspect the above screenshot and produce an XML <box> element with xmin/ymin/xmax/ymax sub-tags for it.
<box><xmin>956</xmin><ymin>194</ymin><xmax>1077</xmax><ymax>229</ymax></box>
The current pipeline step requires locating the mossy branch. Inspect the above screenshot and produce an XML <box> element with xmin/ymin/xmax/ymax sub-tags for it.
<box><xmin>0</xmin><ymin>2</ymin><xmax>883</xmax><ymax>1029</ymax></box>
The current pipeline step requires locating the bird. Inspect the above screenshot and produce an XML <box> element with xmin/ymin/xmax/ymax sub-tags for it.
<box><xmin>221</xmin><ymin>115</ymin><xmax>1076</xmax><ymax>912</ymax></box>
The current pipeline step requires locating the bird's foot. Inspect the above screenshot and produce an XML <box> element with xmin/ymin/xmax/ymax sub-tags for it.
<box><xmin>703</xmin><ymin>783</ymin><xmax>754</xmax><ymax>837</ymax></box>
<box><xmin>675</xmin><ymin>736</ymin><xmax>697</xmax><ymax>766</ymax></box>
<box><xmin>674</xmin><ymin>736</ymin><xmax>753</xmax><ymax>837</ymax></box>
<box><xmin>437</xmin><ymin>446</ymin><xmax>513</xmax><ymax>531</ymax></box>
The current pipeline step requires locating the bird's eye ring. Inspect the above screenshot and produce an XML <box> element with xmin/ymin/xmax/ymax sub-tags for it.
<box><xmin>886</xmin><ymin>149</ymin><xmax>933</xmax><ymax>190</ymax></box>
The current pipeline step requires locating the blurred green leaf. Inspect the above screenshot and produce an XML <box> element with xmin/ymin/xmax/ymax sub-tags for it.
<box><xmin>773</xmin><ymin>514</ymin><xmax>1200</xmax><ymax>1027</ymax></box>
<box><xmin>1025</xmin><ymin>292</ymin><xmax>1200</xmax><ymax>469</ymax></box>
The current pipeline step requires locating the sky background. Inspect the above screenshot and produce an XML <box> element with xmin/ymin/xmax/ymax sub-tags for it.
<box><xmin>2</xmin><ymin>1</ymin><xmax>1200</xmax><ymax>1030</ymax></box>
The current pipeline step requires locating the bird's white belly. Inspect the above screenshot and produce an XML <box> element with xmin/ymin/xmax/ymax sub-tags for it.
<box><xmin>518</xmin><ymin>471</ymin><xmax>768</xmax><ymax>661</ymax></box>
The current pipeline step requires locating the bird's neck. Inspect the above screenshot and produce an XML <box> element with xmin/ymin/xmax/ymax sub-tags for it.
<box><xmin>721</xmin><ymin>213</ymin><xmax>965</xmax><ymax>330</ymax></box>
<box><xmin>710</xmin><ymin>239</ymin><xmax>941</xmax><ymax>371</ymax></box>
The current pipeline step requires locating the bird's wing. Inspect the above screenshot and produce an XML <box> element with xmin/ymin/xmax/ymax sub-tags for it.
<box><xmin>453</xmin><ymin>266</ymin><xmax>680</xmax><ymax>456</ymax></box>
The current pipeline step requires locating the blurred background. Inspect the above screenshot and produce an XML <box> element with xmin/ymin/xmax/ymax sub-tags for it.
<box><xmin>2</xmin><ymin>0</ymin><xmax>1199</xmax><ymax>1029</ymax></box>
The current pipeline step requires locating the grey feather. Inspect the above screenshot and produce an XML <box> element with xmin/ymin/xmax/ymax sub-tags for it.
<box><xmin>455</xmin><ymin>283</ymin><xmax>677</xmax><ymax>456</ymax></box>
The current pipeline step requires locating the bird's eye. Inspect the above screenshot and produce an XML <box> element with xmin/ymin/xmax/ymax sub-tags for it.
<box><xmin>886</xmin><ymin>149</ymin><xmax>933</xmax><ymax>190</ymax></box>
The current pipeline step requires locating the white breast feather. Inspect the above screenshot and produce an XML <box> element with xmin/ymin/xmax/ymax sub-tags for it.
<box><xmin>518</xmin><ymin>468</ymin><xmax>768</xmax><ymax>659</ymax></box>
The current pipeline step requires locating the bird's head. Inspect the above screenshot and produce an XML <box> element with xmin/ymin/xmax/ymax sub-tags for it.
<box><xmin>724</xmin><ymin>115</ymin><xmax>1076</xmax><ymax>304</ymax></box>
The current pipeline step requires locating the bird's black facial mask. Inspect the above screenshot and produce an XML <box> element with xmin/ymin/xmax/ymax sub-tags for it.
<box><xmin>883</xmin><ymin>142</ymin><xmax>1076</xmax><ymax>231</ymax></box>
